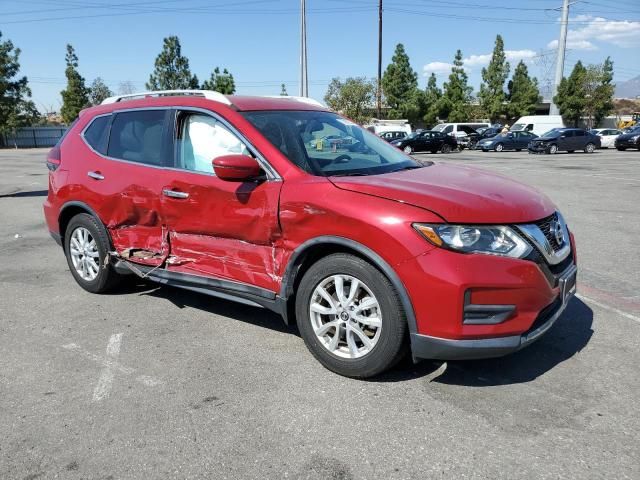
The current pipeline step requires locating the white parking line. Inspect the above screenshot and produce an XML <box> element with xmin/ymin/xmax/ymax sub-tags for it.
<box><xmin>577</xmin><ymin>294</ymin><xmax>640</xmax><ymax>324</ymax></box>
<box><xmin>62</xmin><ymin>338</ymin><xmax>163</xmax><ymax>400</ymax></box>
<box><xmin>92</xmin><ymin>333</ymin><xmax>123</xmax><ymax>401</ymax></box>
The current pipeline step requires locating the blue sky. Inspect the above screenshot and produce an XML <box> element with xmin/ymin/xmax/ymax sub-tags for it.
<box><xmin>2</xmin><ymin>0</ymin><xmax>639</xmax><ymax>112</ymax></box>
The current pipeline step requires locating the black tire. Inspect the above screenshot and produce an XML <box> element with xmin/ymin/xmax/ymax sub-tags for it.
<box><xmin>430</xmin><ymin>149</ymin><xmax>438</xmax><ymax>154</ymax></box>
<box><xmin>441</xmin><ymin>143</ymin><xmax>452</xmax><ymax>154</ymax></box>
<box><xmin>64</xmin><ymin>213</ymin><xmax>122</xmax><ymax>293</ymax></box>
<box><xmin>494</xmin><ymin>143</ymin><xmax>504</xmax><ymax>152</ymax></box>
<box><xmin>567</xmin><ymin>150</ymin><xmax>574</xmax><ymax>153</ymax></box>
<box><xmin>548</xmin><ymin>144</ymin><xmax>558</xmax><ymax>154</ymax></box>
<box><xmin>295</xmin><ymin>253</ymin><xmax>408</xmax><ymax>378</ymax></box>
<box><xmin>515</xmin><ymin>149</ymin><xmax>522</xmax><ymax>152</ymax></box>
<box><xmin>584</xmin><ymin>143</ymin><xmax>595</xmax><ymax>153</ymax></box>
<box><xmin>617</xmin><ymin>147</ymin><xmax>626</xmax><ymax>151</ymax></box>
<box><xmin>403</xmin><ymin>145</ymin><xmax>413</xmax><ymax>155</ymax></box>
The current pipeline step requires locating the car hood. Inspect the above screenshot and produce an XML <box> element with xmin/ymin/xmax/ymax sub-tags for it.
<box><xmin>329</xmin><ymin>163</ymin><xmax>556</xmax><ymax>223</ymax></box>
<box><xmin>618</xmin><ymin>132</ymin><xmax>639</xmax><ymax>140</ymax></box>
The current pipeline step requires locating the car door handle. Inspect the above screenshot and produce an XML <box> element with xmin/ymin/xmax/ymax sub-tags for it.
<box><xmin>162</xmin><ymin>189</ymin><xmax>189</xmax><ymax>199</ymax></box>
<box><xmin>87</xmin><ymin>171</ymin><xmax>104</xmax><ymax>180</ymax></box>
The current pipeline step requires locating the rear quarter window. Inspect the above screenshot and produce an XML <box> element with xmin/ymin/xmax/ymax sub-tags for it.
<box><xmin>83</xmin><ymin>115</ymin><xmax>110</xmax><ymax>154</ymax></box>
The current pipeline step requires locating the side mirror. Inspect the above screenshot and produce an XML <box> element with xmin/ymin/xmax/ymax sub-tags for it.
<box><xmin>213</xmin><ymin>154</ymin><xmax>261</xmax><ymax>182</ymax></box>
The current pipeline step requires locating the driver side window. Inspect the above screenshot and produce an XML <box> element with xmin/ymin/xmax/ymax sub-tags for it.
<box><xmin>176</xmin><ymin>113</ymin><xmax>249</xmax><ymax>174</ymax></box>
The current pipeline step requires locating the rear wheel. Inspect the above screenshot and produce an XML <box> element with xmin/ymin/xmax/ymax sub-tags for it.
<box><xmin>617</xmin><ymin>147</ymin><xmax>626</xmax><ymax>151</ymax></box>
<box><xmin>494</xmin><ymin>143</ymin><xmax>504</xmax><ymax>152</ymax></box>
<box><xmin>295</xmin><ymin>253</ymin><xmax>407</xmax><ymax>378</ymax></box>
<box><xmin>584</xmin><ymin>143</ymin><xmax>595</xmax><ymax>153</ymax></box>
<box><xmin>441</xmin><ymin>143</ymin><xmax>452</xmax><ymax>154</ymax></box>
<box><xmin>515</xmin><ymin>149</ymin><xmax>522</xmax><ymax>152</ymax></box>
<box><xmin>64</xmin><ymin>213</ymin><xmax>122</xmax><ymax>293</ymax></box>
<box><xmin>549</xmin><ymin>144</ymin><xmax>558</xmax><ymax>154</ymax></box>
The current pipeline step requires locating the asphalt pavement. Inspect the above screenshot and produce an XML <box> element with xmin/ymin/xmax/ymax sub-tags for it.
<box><xmin>1</xmin><ymin>147</ymin><xmax>639</xmax><ymax>479</ymax></box>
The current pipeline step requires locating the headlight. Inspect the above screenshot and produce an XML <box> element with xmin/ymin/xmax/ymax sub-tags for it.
<box><xmin>413</xmin><ymin>224</ymin><xmax>532</xmax><ymax>258</ymax></box>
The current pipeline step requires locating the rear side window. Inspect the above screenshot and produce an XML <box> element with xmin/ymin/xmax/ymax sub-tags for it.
<box><xmin>83</xmin><ymin>115</ymin><xmax>110</xmax><ymax>154</ymax></box>
<box><xmin>107</xmin><ymin>110</ymin><xmax>166</xmax><ymax>165</ymax></box>
<box><xmin>575</xmin><ymin>130</ymin><xmax>585</xmax><ymax>136</ymax></box>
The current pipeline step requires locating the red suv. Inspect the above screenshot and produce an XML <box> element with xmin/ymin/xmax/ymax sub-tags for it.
<box><xmin>44</xmin><ymin>90</ymin><xmax>577</xmax><ymax>378</ymax></box>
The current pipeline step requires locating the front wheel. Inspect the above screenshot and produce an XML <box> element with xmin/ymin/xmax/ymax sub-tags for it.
<box><xmin>584</xmin><ymin>143</ymin><xmax>595</xmax><ymax>153</ymax></box>
<box><xmin>548</xmin><ymin>144</ymin><xmax>558</xmax><ymax>154</ymax></box>
<box><xmin>617</xmin><ymin>147</ymin><xmax>626</xmax><ymax>151</ymax></box>
<box><xmin>494</xmin><ymin>143</ymin><xmax>504</xmax><ymax>152</ymax></box>
<box><xmin>441</xmin><ymin>143</ymin><xmax>452</xmax><ymax>154</ymax></box>
<box><xmin>295</xmin><ymin>253</ymin><xmax>407</xmax><ymax>378</ymax></box>
<box><xmin>64</xmin><ymin>213</ymin><xmax>122</xmax><ymax>293</ymax></box>
<box><xmin>403</xmin><ymin>145</ymin><xmax>413</xmax><ymax>154</ymax></box>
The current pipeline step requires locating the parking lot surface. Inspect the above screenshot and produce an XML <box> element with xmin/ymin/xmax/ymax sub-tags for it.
<box><xmin>1</xmin><ymin>148</ymin><xmax>639</xmax><ymax>479</ymax></box>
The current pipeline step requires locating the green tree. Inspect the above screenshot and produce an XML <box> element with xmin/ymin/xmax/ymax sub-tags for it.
<box><xmin>506</xmin><ymin>61</ymin><xmax>540</xmax><ymax>120</ymax></box>
<box><xmin>440</xmin><ymin>50</ymin><xmax>473</xmax><ymax>122</ymax></box>
<box><xmin>591</xmin><ymin>57</ymin><xmax>614</xmax><ymax>127</ymax></box>
<box><xmin>146</xmin><ymin>36</ymin><xmax>199</xmax><ymax>90</ymax></box>
<box><xmin>60</xmin><ymin>44</ymin><xmax>89</xmax><ymax>123</ymax></box>
<box><xmin>280</xmin><ymin>83</ymin><xmax>288</xmax><ymax>96</ymax></box>
<box><xmin>0</xmin><ymin>31</ymin><xmax>39</xmax><ymax>145</ymax></box>
<box><xmin>478</xmin><ymin>35</ymin><xmax>510</xmax><ymax>123</ymax></box>
<box><xmin>88</xmin><ymin>77</ymin><xmax>113</xmax><ymax>106</ymax></box>
<box><xmin>201</xmin><ymin>67</ymin><xmax>235</xmax><ymax>94</ymax></box>
<box><xmin>381</xmin><ymin>43</ymin><xmax>419</xmax><ymax>119</ymax></box>
<box><xmin>423</xmin><ymin>73</ymin><xmax>442</xmax><ymax>126</ymax></box>
<box><xmin>324</xmin><ymin>77</ymin><xmax>375</xmax><ymax>124</ymax></box>
<box><xmin>554</xmin><ymin>61</ymin><xmax>587</xmax><ymax>127</ymax></box>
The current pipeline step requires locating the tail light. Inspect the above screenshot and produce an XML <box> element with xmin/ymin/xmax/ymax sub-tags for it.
<box><xmin>46</xmin><ymin>146</ymin><xmax>61</xmax><ymax>171</ymax></box>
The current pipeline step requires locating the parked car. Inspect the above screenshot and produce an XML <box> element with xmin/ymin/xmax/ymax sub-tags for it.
<box><xmin>391</xmin><ymin>129</ymin><xmax>457</xmax><ymax>154</ymax></box>
<box><xmin>615</xmin><ymin>126</ymin><xmax>640</xmax><ymax>150</ymax></box>
<box><xmin>379</xmin><ymin>130</ymin><xmax>408</xmax><ymax>143</ymax></box>
<box><xmin>44</xmin><ymin>89</ymin><xmax>577</xmax><ymax>378</ymax></box>
<box><xmin>528</xmin><ymin>128</ymin><xmax>600</xmax><ymax>154</ymax></box>
<box><xmin>589</xmin><ymin>128</ymin><xmax>623</xmax><ymax>148</ymax></box>
<box><xmin>366</xmin><ymin>120</ymin><xmax>412</xmax><ymax>137</ymax></box>
<box><xmin>478</xmin><ymin>131</ymin><xmax>538</xmax><ymax>152</ymax></box>
<box><xmin>432</xmin><ymin>122</ymin><xmax>490</xmax><ymax>139</ymax></box>
<box><xmin>511</xmin><ymin>115</ymin><xmax>565</xmax><ymax>137</ymax></box>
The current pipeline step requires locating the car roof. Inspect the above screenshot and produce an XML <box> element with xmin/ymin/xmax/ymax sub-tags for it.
<box><xmin>87</xmin><ymin>90</ymin><xmax>329</xmax><ymax>115</ymax></box>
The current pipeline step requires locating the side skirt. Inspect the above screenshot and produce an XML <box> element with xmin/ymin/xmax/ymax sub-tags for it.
<box><xmin>117</xmin><ymin>259</ymin><xmax>287</xmax><ymax>318</ymax></box>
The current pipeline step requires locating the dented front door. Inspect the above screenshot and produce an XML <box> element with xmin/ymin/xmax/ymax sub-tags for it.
<box><xmin>161</xmin><ymin>110</ymin><xmax>283</xmax><ymax>292</ymax></box>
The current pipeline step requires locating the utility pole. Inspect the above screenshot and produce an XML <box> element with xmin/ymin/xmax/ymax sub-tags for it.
<box><xmin>377</xmin><ymin>0</ymin><xmax>382</xmax><ymax>118</ymax></box>
<box><xmin>300</xmin><ymin>0</ymin><xmax>308</xmax><ymax>97</ymax></box>
<box><xmin>549</xmin><ymin>0</ymin><xmax>571</xmax><ymax>115</ymax></box>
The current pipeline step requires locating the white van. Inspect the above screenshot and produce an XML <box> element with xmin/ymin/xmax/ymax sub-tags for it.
<box><xmin>510</xmin><ymin>115</ymin><xmax>565</xmax><ymax>137</ymax></box>
<box><xmin>432</xmin><ymin>122</ymin><xmax>491</xmax><ymax>139</ymax></box>
<box><xmin>366</xmin><ymin>119</ymin><xmax>412</xmax><ymax>136</ymax></box>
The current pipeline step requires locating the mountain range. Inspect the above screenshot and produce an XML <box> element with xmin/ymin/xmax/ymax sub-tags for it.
<box><xmin>615</xmin><ymin>75</ymin><xmax>640</xmax><ymax>99</ymax></box>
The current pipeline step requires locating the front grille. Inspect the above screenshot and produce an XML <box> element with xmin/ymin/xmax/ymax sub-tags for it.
<box><xmin>535</xmin><ymin>213</ymin><xmax>563</xmax><ymax>252</ymax></box>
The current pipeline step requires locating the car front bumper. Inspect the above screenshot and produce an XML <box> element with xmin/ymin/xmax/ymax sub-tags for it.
<box><xmin>409</xmin><ymin>263</ymin><xmax>576</xmax><ymax>360</ymax></box>
<box><xmin>615</xmin><ymin>139</ymin><xmax>639</xmax><ymax>148</ymax></box>
<box><xmin>528</xmin><ymin>142</ymin><xmax>551</xmax><ymax>153</ymax></box>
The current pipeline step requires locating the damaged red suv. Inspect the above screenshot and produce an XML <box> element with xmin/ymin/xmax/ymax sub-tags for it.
<box><xmin>44</xmin><ymin>90</ymin><xmax>577</xmax><ymax>378</ymax></box>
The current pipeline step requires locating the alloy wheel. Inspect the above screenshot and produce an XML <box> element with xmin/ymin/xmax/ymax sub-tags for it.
<box><xmin>309</xmin><ymin>274</ymin><xmax>382</xmax><ymax>359</ymax></box>
<box><xmin>69</xmin><ymin>227</ymin><xmax>100</xmax><ymax>281</ymax></box>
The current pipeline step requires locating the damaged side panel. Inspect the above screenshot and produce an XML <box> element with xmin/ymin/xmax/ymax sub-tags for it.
<box><xmin>160</xmin><ymin>175</ymin><xmax>284</xmax><ymax>292</ymax></box>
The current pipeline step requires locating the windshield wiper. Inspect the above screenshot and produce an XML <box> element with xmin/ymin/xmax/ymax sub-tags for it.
<box><xmin>389</xmin><ymin>165</ymin><xmax>424</xmax><ymax>173</ymax></box>
<box><xmin>328</xmin><ymin>172</ymin><xmax>370</xmax><ymax>177</ymax></box>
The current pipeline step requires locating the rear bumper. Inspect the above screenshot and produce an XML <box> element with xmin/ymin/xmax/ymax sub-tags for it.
<box><xmin>410</xmin><ymin>264</ymin><xmax>577</xmax><ymax>360</ymax></box>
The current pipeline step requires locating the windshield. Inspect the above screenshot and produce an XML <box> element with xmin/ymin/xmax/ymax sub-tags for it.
<box><xmin>540</xmin><ymin>129</ymin><xmax>561</xmax><ymax>138</ymax></box>
<box><xmin>242</xmin><ymin>110</ymin><xmax>424</xmax><ymax>177</ymax></box>
<box><xmin>510</xmin><ymin>123</ymin><xmax>525</xmax><ymax>131</ymax></box>
<box><xmin>431</xmin><ymin>124</ymin><xmax>446</xmax><ymax>132</ymax></box>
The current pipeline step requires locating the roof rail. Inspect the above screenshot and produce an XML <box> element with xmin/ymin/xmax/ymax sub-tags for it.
<box><xmin>101</xmin><ymin>89</ymin><xmax>232</xmax><ymax>105</ymax></box>
<box><xmin>265</xmin><ymin>96</ymin><xmax>325</xmax><ymax>108</ymax></box>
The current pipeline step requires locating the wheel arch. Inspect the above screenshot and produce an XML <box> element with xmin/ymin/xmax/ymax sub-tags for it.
<box><xmin>279</xmin><ymin>236</ymin><xmax>418</xmax><ymax>335</ymax></box>
<box><xmin>58</xmin><ymin>201</ymin><xmax>109</xmax><ymax>251</ymax></box>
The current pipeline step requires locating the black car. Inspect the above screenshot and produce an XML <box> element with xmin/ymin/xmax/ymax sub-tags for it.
<box><xmin>391</xmin><ymin>130</ymin><xmax>457</xmax><ymax>154</ymax></box>
<box><xmin>615</xmin><ymin>126</ymin><xmax>640</xmax><ymax>150</ymax></box>
<box><xmin>528</xmin><ymin>128</ymin><xmax>601</xmax><ymax>154</ymax></box>
<box><xmin>478</xmin><ymin>131</ymin><xmax>538</xmax><ymax>152</ymax></box>
<box><xmin>379</xmin><ymin>130</ymin><xmax>408</xmax><ymax>143</ymax></box>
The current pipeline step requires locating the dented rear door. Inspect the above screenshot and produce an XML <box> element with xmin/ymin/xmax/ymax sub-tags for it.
<box><xmin>84</xmin><ymin>109</ymin><xmax>174</xmax><ymax>266</ymax></box>
<box><xmin>161</xmin><ymin>109</ymin><xmax>283</xmax><ymax>293</ymax></box>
